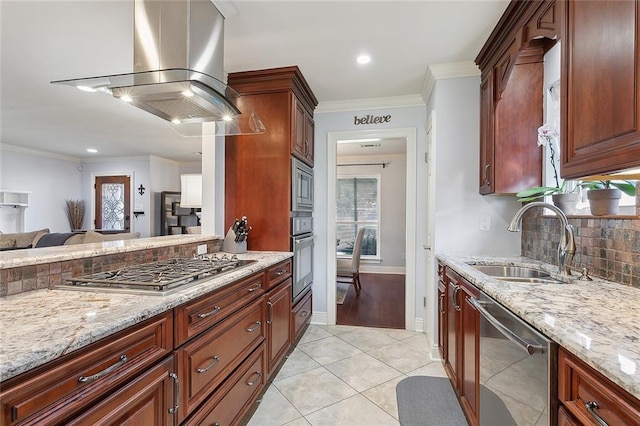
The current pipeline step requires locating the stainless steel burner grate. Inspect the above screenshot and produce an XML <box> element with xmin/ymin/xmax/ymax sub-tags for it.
<box><xmin>59</xmin><ymin>254</ymin><xmax>257</xmax><ymax>295</ymax></box>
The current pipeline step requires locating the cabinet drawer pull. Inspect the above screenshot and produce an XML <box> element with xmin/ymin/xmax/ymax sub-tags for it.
<box><xmin>196</xmin><ymin>356</ymin><xmax>220</xmax><ymax>374</ymax></box>
<box><xmin>78</xmin><ymin>354</ymin><xmax>128</xmax><ymax>383</ymax></box>
<box><xmin>168</xmin><ymin>372</ymin><xmax>179</xmax><ymax>414</ymax></box>
<box><xmin>267</xmin><ymin>301</ymin><xmax>273</xmax><ymax>324</ymax></box>
<box><xmin>197</xmin><ymin>305</ymin><xmax>221</xmax><ymax>319</ymax></box>
<box><xmin>274</xmin><ymin>269</ymin><xmax>288</xmax><ymax>276</ymax></box>
<box><xmin>300</xmin><ymin>310</ymin><xmax>309</xmax><ymax>318</ymax></box>
<box><xmin>585</xmin><ymin>401</ymin><xmax>608</xmax><ymax>426</ymax></box>
<box><xmin>452</xmin><ymin>287</ymin><xmax>461</xmax><ymax>312</ymax></box>
<box><xmin>246</xmin><ymin>371</ymin><xmax>262</xmax><ymax>386</ymax></box>
<box><xmin>247</xmin><ymin>283</ymin><xmax>262</xmax><ymax>292</ymax></box>
<box><xmin>246</xmin><ymin>321</ymin><xmax>262</xmax><ymax>332</ymax></box>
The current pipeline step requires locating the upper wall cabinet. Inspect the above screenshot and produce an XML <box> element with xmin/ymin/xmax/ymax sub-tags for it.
<box><xmin>475</xmin><ymin>1</ymin><xmax>558</xmax><ymax>195</ymax></box>
<box><xmin>560</xmin><ymin>0</ymin><xmax>640</xmax><ymax>178</ymax></box>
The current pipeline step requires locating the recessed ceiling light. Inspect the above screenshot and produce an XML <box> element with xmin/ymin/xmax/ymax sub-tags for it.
<box><xmin>119</xmin><ymin>94</ymin><xmax>132</xmax><ymax>103</ymax></box>
<box><xmin>171</xmin><ymin>118</ymin><xmax>181</xmax><ymax>124</ymax></box>
<box><xmin>182</xmin><ymin>90</ymin><xmax>194</xmax><ymax>98</ymax></box>
<box><xmin>222</xmin><ymin>114</ymin><xmax>234</xmax><ymax>122</ymax></box>
<box><xmin>86</xmin><ymin>148</ymin><xmax>98</xmax><ymax>153</ymax></box>
<box><xmin>357</xmin><ymin>54</ymin><xmax>371</xmax><ymax>64</ymax></box>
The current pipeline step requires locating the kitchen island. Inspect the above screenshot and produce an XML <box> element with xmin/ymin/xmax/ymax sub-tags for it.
<box><xmin>0</xmin><ymin>245</ymin><xmax>298</xmax><ymax>425</ymax></box>
<box><xmin>438</xmin><ymin>254</ymin><xmax>640</xmax><ymax>424</ymax></box>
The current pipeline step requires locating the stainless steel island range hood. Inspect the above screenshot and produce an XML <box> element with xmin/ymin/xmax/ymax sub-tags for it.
<box><xmin>52</xmin><ymin>0</ymin><xmax>264</xmax><ymax>135</ymax></box>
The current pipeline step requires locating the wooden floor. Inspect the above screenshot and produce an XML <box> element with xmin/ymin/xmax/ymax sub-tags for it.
<box><xmin>336</xmin><ymin>273</ymin><xmax>405</xmax><ymax>329</ymax></box>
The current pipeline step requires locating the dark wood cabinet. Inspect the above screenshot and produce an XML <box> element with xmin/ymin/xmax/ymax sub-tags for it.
<box><xmin>558</xmin><ymin>346</ymin><xmax>640</xmax><ymax>425</ymax></box>
<box><xmin>439</xmin><ymin>262</ymin><xmax>480</xmax><ymax>426</ymax></box>
<box><xmin>225</xmin><ymin>67</ymin><xmax>318</xmax><ymax>252</ymax></box>
<box><xmin>459</xmin><ymin>284</ymin><xmax>479</xmax><ymax>426</ymax></box>
<box><xmin>476</xmin><ymin>0</ymin><xmax>559</xmax><ymax>195</ymax></box>
<box><xmin>437</xmin><ymin>265</ymin><xmax>447</xmax><ymax>360</ymax></box>
<box><xmin>266</xmin><ymin>278</ymin><xmax>292</xmax><ymax>378</ymax></box>
<box><xmin>291</xmin><ymin>288</ymin><xmax>312</xmax><ymax>344</ymax></box>
<box><xmin>560</xmin><ymin>0</ymin><xmax>640</xmax><ymax>177</ymax></box>
<box><xmin>0</xmin><ymin>312</ymin><xmax>173</xmax><ymax>425</ymax></box>
<box><xmin>66</xmin><ymin>356</ymin><xmax>177</xmax><ymax>426</ymax></box>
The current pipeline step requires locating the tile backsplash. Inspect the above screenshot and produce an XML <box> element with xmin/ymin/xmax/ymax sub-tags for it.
<box><xmin>521</xmin><ymin>211</ymin><xmax>640</xmax><ymax>287</ymax></box>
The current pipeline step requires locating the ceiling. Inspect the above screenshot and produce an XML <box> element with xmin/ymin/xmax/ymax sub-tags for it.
<box><xmin>0</xmin><ymin>0</ymin><xmax>509</xmax><ymax>163</ymax></box>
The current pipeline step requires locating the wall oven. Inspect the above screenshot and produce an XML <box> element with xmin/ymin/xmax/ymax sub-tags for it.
<box><xmin>292</xmin><ymin>157</ymin><xmax>313</xmax><ymax>212</ymax></box>
<box><xmin>291</xmin><ymin>216</ymin><xmax>313</xmax><ymax>303</ymax></box>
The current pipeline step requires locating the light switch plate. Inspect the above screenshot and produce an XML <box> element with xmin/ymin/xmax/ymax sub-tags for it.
<box><xmin>197</xmin><ymin>244</ymin><xmax>207</xmax><ymax>255</ymax></box>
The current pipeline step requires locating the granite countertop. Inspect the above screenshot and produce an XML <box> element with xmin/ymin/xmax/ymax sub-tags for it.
<box><xmin>0</xmin><ymin>234</ymin><xmax>222</xmax><ymax>269</ymax></box>
<box><xmin>0</xmin><ymin>251</ymin><xmax>292</xmax><ymax>382</ymax></box>
<box><xmin>438</xmin><ymin>254</ymin><xmax>640</xmax><ymax>401</ymax></box>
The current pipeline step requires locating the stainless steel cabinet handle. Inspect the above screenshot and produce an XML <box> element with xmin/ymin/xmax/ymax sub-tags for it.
<box><xmin>483</xmin><ymin>163</ymin><xmax>491</xmax><ymax>185</ymax></box>
<box><xmin>246</xmin><ymin>371</ymin><xmax>262</xmax><ymax>386</ymax></box>
<box><xmin>197</xmin><ymin>305</ymin><xmax>221</xmax><ymax>318</ymax></box>
<box><xmin>439</xmin><ymin>293</ymin><xmax>445</xmax><ymax>314</ymax></box>
<box><xmin>469</xmin><ymin>297</ymin><xmax>544</xmax><ymax>355</ymax></box>
<box><xmin>168</xmin><ymin>372</ymin><xmax>179</xmax><ymax>414</ymax></box>
<box><xmin>78</xmin><ymin>354</ymin><xmax>128</xmax><ymax>383</ymax></box>
<box><xmin>585</xmin><ymin>401</ymin><xmax>609</xmax><ymax>426</ymax></box>
<box><xmin>300</xmin><ymin>310</ymin><xmax>309</xmax><ymax>318</ymax></box>
<box><xmin>196</xmin><ymin>356</ymin><xmax>220</xmax><ymax>374</ymax></box>
<box><xmin>267</xmin><ymin>301</ymin><xmax>273</xmax><ymax>324</ymax></box>
<box><xmin>247</xmin><ymin>283</ymin><xmax>262</xmax><ymax>292</ymax></box>
<box><xmin>452</xmin><ymin>286</ymin><xmax>461</xmax><ymax>312</ymax></box>
<box><xmin>275</xmin><ymin>269</ymin><xmax>288</xmax><ymax>276</ymax></box>
<box><xmin>295</xmin><ymin>235</ymin><xmax>316</xmax><ymax>244</ymax></box>
<box><xmin>246</xmin><ymin>321</ymin><xmax>261</xmax><ymax>332</ymax></box>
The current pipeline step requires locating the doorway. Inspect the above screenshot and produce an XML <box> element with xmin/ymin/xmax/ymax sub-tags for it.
<box><xmin>94</xmin><ymin>175</ymin><xmax>131</xmax><ymax>231</ymax></box>
<box><xmin>327</xmin><ymin>128</ymin><xmax>417</xmax><ymax>330</ymax></box>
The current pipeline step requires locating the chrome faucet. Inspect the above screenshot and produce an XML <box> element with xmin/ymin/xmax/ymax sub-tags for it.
<box><xmin>508</xmin><ymin>202</ymin><xmax>575</xmax><ymax>277</ymax></box>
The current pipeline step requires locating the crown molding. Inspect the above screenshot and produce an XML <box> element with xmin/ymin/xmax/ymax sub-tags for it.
<box><xmin>422</xmin><ymin>61</ymin><xmax>481</xmax><ymax>101</ymax></box>
<box><xmin>316</xmin><ymin>94</ymin><xmax>425</xmax><ymax>114</ymax></box>
<box><xmin>0</xmin><ymin>143</ymin><xmax>81</xmax><ymax>163</ymax></box>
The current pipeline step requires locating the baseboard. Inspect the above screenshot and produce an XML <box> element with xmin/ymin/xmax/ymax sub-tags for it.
<box><xmin>414</xmin><ymin>317</ymin><xmax>424</xmax><ymax>332</ymax></box>
<box><xmin>360</xmin><ymin>265</ymin><xmax>406</xmax><ymax>274</ymax></box>
<box><xmin>311</xmin><ymin>311</ymin><xmax>328</xmax><ymax>326</ymax></box>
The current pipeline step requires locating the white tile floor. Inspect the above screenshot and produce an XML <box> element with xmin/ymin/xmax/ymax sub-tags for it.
<box><xmin>247</xmin><ymin>324</ymin><xmax>448</xmax><ymax>426</ymax></box>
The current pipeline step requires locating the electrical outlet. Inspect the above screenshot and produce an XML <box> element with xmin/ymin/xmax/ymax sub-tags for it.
<box><xmin>479</xmin><ymin>215</ymin><xmax>491</xmax><ymax>231</ymax></box>
<box><xmin>197</xmin><ymin>244</ymin><xmax>207</xmax><ymax>255</ymax></box>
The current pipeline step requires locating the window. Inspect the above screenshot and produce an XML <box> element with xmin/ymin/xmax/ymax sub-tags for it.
<box><xmin>336</xmin><ymin>175</ymin><xmax>380</xmax><ymax>258</ymax></box>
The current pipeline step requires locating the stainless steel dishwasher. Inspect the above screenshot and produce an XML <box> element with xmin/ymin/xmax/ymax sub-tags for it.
<box><xmin>469</xmin><ymin>292</ymin><xmax>557</xmax><ymax>426</ymax></box>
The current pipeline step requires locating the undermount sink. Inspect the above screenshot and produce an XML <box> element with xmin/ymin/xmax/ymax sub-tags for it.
<box><xmin>471</xmin><ymin>264</ymin><xmax>565</xmax><ymax>284</ymax></box>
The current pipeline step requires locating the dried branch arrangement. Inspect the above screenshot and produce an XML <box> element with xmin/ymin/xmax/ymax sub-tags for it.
<box><xmin>65</xmin><ymin>199</ymin><xmax>85</xmax><ymax>231</ymax></box>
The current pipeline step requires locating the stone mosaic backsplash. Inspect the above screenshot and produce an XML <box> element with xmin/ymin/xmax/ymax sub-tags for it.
<box><xmin>521</xmin><ymin>211</ymin><xmax>640</xmax><ymax>287</ymax></box>
<box><xmin>0</xmin><ymin>239</ymin><xmax>222</xmax><ymax>296</ymax></box>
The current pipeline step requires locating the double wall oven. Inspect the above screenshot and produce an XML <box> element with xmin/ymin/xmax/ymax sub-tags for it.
<box><xmin>291</xmin><ymin>158</ymin><xmax>314</xmax><ymax>303</ymax></box>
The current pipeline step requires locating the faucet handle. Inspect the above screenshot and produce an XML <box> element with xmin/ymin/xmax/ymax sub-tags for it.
<box><xmin>578</xmin><ymin>267</ymin><xmax>593</xmax><ymax>281</ymax></box>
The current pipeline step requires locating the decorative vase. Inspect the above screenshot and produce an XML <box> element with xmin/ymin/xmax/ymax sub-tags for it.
<box><xmin>587</xmin><ymin>188</ymin><xmax>621</xmax><ymax>216</ymax></box>
<box><xmin>552</xmin><ymin>192</ymin><xmax>580</xmax><ymax>215</ymax></box>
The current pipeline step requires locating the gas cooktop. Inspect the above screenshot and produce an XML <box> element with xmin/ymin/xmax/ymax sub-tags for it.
<box><xmin>56</xmin><ymin>254</ymin><xmax>257</xmax><ymax>296</ymax></box>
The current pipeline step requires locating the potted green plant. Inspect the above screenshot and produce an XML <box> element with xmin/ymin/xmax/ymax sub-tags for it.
<box><xmin>516</xmin><ymin>125</ymin><xmax>580</xmax><ymax>214</ymax></box>
<box><xmin>582</xmin><ymin>180</ymin><xmax>636</xmax><ymax>216</ymax></box>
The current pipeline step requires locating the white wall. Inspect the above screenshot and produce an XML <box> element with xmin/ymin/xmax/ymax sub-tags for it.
<box><xmin>0</xmin><ymin>147</ymin><xmax>82</xmax><ymax>232</ymax></box>
<box><xmin>336</xmin><ymin>155</ymin><xmax>407</xmax><ymax>270</ymax></box>
<box><xmin>426</xmin><ymin>75</ymin><xmax>521</xmax><ymax>348</ymax></box>
<box><xmin>314</xmin><ymin>104</ymin><xmax>426</xmax><ymax>326</ymax></box>
<box><xmin>150</xmin><ymin>156</ymin><xmax>181</xmax><ymax>236</ymax></box>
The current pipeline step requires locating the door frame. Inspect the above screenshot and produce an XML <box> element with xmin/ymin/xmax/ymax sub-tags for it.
<box><xmin>327</xmin><ymin>127</ymin><xmax>417</xmax><ymax>330</ymax></box>
<box><xmin>91</xmin><ymin>171</ymin><xmax>135</xmax><ymax>232</ymax></box>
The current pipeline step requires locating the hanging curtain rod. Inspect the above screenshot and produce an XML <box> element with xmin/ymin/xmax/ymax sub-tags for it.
<box><xmin>337</xmin><ymin>161</ymin><xmax>390</xmax><ymax>168</ymax></box>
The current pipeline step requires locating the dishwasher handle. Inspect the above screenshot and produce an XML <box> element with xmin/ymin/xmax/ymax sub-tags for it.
<box><xmin>468</xmin><ymin>297</ymin><xmax>544</xmax><ymax>355</ymax></box>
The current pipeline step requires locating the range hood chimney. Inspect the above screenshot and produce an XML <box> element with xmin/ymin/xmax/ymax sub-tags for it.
<box><xmin>52</xmin><ymin>0</ymin><xmax>265</xmax><ymax>135</ymax></box>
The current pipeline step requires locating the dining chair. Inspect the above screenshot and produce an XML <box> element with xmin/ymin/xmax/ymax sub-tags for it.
<box><xmin>336</xmin><ymin>227</ymin><xmax>365</xmax><ymax>295</ymax></box>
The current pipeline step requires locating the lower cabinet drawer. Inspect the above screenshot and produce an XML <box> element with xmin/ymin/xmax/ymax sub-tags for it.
<box><xmin>184</xmin><ymin>344</ymin><xmax>266</xmax><ymax>426</ymax></box>
<box><xmin>558</xmin><ymin>347</ymin><xmax>640</xmax><ymax>425</ymax></box>
<box><xmin>291</xmin><ymin>289</ymin><xmax>312</xmax><ymax>343</ymax></box>
<box><xmin>176</xmin><ymin>296</ymin><xmax>265</xmax><ymax>420</ymax></box>
<box><xmin>0</xmin><ymin>312</ymin><xmax>173</xmax><ymax>426</ymax></box>
<box><xmin>65</xmin><ymin>356</ymin><xmax>177</xmax><ymax>426</ymax></box>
